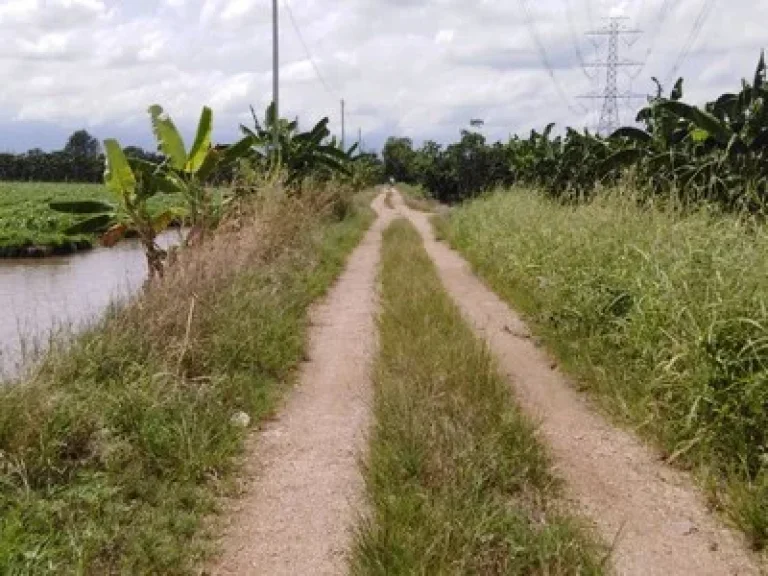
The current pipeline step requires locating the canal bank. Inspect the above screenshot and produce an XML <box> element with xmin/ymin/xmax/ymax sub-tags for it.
<box><xmin>0</xmin><ymin>192</ymin><xmax>374</xmax><ymax>573</ymax></box>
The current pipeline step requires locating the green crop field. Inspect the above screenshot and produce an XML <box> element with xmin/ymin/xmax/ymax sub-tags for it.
<box><xmin>0</xmin><ymin>182</ymin><xmax>181</xmax><ymax>256</ymax></box>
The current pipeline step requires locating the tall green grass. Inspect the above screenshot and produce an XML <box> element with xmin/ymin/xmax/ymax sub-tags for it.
<box><xmin>351</xmin><ymin>219</ymin><xmax>604</xmax><ymax>575</ymax></box>
<box><xmin>0</xmin><ymin>193</ymin><xmax>372</xmax><ymax>574</ymax></box>
<box><xmin>439</xmin><ymin>187</ymin><xmax>768</xmax><ymax>548</ymax></box>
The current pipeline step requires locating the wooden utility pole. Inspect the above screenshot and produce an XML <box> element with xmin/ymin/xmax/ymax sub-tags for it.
<box><xmin>272</xmin><ymin>0</ymin><xmax>280</xmax><ymax>150</ymax></box>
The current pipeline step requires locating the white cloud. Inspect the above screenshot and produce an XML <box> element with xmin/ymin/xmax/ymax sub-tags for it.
<box><xmin>220</xmin><ymin>0</ymin><xmax>257</xmax><ymax>22</ymax></box>
<box><xmin>0</xmin><ymin>0</ymin><xmax>38</xmax><ymax>24</ymax></box>
<box><xmin>17</xmin><ymin>32</ymin><xmax>76</xmax><ymax>59</ymax></box>
<box><xmin>435</xmin><ymin>29</ymin><xmax>455</xmax><ymax>45</ymax></box>
<box><xmin>0</xmin><ymin>0</ymin><xmax>763</xmax><ymax>151</ymax></box>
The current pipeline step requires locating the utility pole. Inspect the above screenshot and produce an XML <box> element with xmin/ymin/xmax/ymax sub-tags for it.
<box><xmin>579</xmin><ymin>17</ymin><xmax>643</xmax><ymax>136</ymax></box>
<box><xmin>272</xmin><ymin>0</ymin><xmax>280</xmax><ymax>150</ymax></box>
<box><xmin>340</xmin><ymin>99</ymin><xmax>346</xmax><ymax>150</ymax></box>
<box><xmin>358</xmin><ymin>127</ymin><xmax>362</xmax><ymax>152</ymax></box>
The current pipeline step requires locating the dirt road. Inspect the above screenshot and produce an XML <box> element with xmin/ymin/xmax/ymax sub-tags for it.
<box><xmin>211</xmin><ymin>194</ymin><xmax>394</xmax><ymax>575</ymax></box>
<box><xmin>210</xmin><ymin>189</ymin><xmax>761</xmax><ymax>575</ymax></box>
<box><xmin>395</xmin><ymin>190</ymin><xmax>761</xmax><ymax>576</ymax></box>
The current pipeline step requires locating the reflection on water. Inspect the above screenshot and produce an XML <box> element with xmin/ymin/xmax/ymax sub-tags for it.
<box><xmin>0</xmin><ymin>231</ymin><xmax>182</xmax><ymax>379</ymax></box>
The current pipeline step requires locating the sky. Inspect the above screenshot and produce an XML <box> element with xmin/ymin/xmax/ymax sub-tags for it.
<box><xmin>0</xmin><ymin>0</ymin><xmax>763</xmax><ymax>153</ymax></box>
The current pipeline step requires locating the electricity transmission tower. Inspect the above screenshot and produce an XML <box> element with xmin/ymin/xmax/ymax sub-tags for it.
<box><xmin>579</xmin><ymin>17</ymin><xmax>644</xmax><ymax>136</ymax></box>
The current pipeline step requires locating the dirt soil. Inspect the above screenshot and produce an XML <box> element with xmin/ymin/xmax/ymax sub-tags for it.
<box><xmin>210</xmin><ymin>194</ymin><xmax>395</xmax><ymax>575</ymax></box>
<box><xmin>395</xmin><ymin>190</ymin><xmax>762</xmax><ymax>576</ymax></box>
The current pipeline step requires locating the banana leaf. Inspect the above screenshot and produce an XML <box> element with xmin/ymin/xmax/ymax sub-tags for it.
<box><xmin>65</xmin><ymin>214</ymin><xmax>115</xmax><ymax>235</ymax></box>
<box><xmin>658</xmin><ymin>101</ymin><xmax>733</xmax><ymax>146</ymax></box>
<box><xmin>187</xmin><ymin>106</ymin><xmax>213</xmax><ymax>172</ymax></box>
<box><xmin>609</xmin><ymin>127</ymin><xmax>653</xmax><ymax>144</ymax></box>
<box><xmin>599</xmin><ymin>148</ymin><xmax>645</xmax><ymax>174</ymax></box>
<box><xmin>149</xmin><ymin>104</ymin><xmax>187</xmax><ymax>170</ymax></box>
<box><xmin>50</xmin><ymin>200</ymin><xmax>114</xmax><ymax>214</ymax></box>
<box><xmin>104</xmin><ymin>139</ymin><xmax>136</xmax><ymax>199</ymax></box>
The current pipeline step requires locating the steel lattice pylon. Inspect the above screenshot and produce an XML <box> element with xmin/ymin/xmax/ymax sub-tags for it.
<box><xmin>598</xmin><ymin>19</ymin><xmax>621</xmax><ymax>135</ymax></box>
<box><xmin>579</xmin><ymin>17</ymin><xmax>644</xmax><ymax>136</ymax></box>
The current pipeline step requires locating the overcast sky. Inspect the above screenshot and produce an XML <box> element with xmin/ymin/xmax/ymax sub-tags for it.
<box><xmin>0</xmin><ymin>0</ymin><xmax>763</xmax><ymax>152</ymax></box>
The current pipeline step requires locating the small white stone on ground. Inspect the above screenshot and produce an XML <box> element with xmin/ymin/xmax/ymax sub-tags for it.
<box><xmin>230</xmin><ymin>411</ymin><xmax>251</xmax><ymax>428</ymax></box>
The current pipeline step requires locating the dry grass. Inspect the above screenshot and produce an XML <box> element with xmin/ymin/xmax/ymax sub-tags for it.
<box><xmin>0</xmin><ymin>185</ymin><xmax>373</xmax><ymax>574</ymax></box>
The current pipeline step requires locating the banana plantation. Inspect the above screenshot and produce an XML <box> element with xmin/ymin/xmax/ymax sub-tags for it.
<box><xmin>388</xmin><ymin>52</ymin><xmax>768</xmax><ymax>211</ymax></box>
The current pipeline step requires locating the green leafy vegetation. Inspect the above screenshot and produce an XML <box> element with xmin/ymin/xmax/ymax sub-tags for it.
<box><xmin>233</xmin><ymin>103</ymin><xmax>384</xmax><ymax>201</ymax></box>
<box><xmin>0</xmin><ymin>181</ymin><xmax>180</xmax><ymax>256</ymax></box>
<box><xmin>0</xmin><ymin>96</ymin><xmax>382</xmax><ymax>572</ymax></box>
<box><xmin>0</xmin><ymin>130</ymin><xmax>163</xmax><ymax>185</ymax></box>
<box><xmin>383</xmin><ymin>132</ymin><xmax>513</xmax><ymax>204</ymax></box>
<box><xmin>1</xmin><ymin>102</ymin><xmax>382</xmax><ymax>259</ymax></box>
<box><xmin>51</xmin><ymin>105</ymin><xmax>252</xmax><ymax>275</ymax></box>
<box><xmin>351</xmin><ymin>219</ymin><xmax>604</xmax><ymax>575</ymax></box>
<box><xmin>439</xmin><ymin>189</ymin><xmax>768</xmax><ymax>548</ymax></box>
<box><xmin>387</xmin><ymin>53</ymin><xmax>768</xmax><ymax>211</ymax></box>
<box><xmin>240</xmin><ymin>103</ymin><xmax>363</xmax><ymax>187</ymax></box>
<box><xmin>505</xmin><ymin>54</ymin><xmax>768</xmax><ymax>210</ymax></box>
<box><xmin>0</xmin><ymin>190</ymin><xmax>373</xmax><ymax>574</ymax></box>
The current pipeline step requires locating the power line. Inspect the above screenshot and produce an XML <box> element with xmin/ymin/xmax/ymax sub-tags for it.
<box><xmin>664</xmin><ymin>0</ymin><xmax>717</xmax><ymax>85</ymax></box>
<box><xmin>633</xmin><ymin>0</ymin><xmax>674</xmax><ymax>76</ymax></box>
<box><xmin>646</xmin><ymin>0</ymin><xmax>675</xmax><ymax>57</ymax></box>
<box><xmin>281</xmin><ymin>0</ymin><xmax>337</xmax><ymax>98</ymax></box>
<box><xmin>517</xmin><ymin>0</ymin><xmax>586</xmax><ymax>115</ymax></box>
<box><xmin>584</xmin><ymin>0</ymin><xmax>595</xmax><ymax>30</ymax></box>
<box><xmin>613</xmin><ymin>0</ymin><xmax>673</xmax><ymax>87</ymax></box>
<box><xmin>565</xmin><ymin>0</ymin><xmax>597</xmax><ymax>79</ymax></box>
<box><xmin>633</xmin><ymin>0</ymin><xmax>649</xmax><ymax>24</ymax></box>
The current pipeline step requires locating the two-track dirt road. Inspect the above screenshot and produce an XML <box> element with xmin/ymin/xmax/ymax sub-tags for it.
<box><xmin>212</xmin><ymin>190</ymin><xmax>761</xmax><ymax>576</ymax></box>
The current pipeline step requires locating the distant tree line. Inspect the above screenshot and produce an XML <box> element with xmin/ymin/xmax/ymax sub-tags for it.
<box><xmin>0</xmin><ymin>130</ymin><xmax>163</xmax><ymax>183</ymax></box>
<box><xmin>382</xmin><ymin>131</ymin><xmax>514</xmax><ymax>204</ymax></box>
<box><xmin>385</xmin><ymin>53</ymin><xmax>768</xmax><ymax>211</ymax></box>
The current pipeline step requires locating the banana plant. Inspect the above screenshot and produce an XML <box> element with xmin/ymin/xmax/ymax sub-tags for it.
<box><xmin>240</xmin><ymin>103</ymin><xmax>352</xmax><ymax>188</ymax></box>
<box><xmin>51</xmin><ymin>140</ymin><xmax>183</xmax><ymax>278</ymax></box>
<box><xmin>390</xmin><ymin>52</ymin><xmax>768</xmax><ymax>210</ymax></box>
<box><xmin>148</xmin><ymin>105</ymin><xmax>252</xmax><ymax>237</ymax></box>
<box><xmin>51</xmin><ymin>104</ymin><xmax>252</xmax><ymax>277</ymax></box>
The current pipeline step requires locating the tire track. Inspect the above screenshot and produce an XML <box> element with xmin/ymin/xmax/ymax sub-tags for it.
<box><xmin>211</xmin><ymin>194</ymin><xmax>395</xmax><ymax>575</ymax></box>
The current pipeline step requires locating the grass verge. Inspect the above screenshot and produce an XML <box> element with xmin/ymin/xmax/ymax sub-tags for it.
<box><xmin>438</xmin><ymin>187</ymin><xmax>768</xmax><ymax>549</ymax></box>
<box><xmin>351</xmin><ymin>219</ymin><xmax>604</xmax><ymax>575</ymax></box>
<box><xmin>0</xmin><ymin>190</ymin><xmax>373</xmax><ymax>574</ymax></box>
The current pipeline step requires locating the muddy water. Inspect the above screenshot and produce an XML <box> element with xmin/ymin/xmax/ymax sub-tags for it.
<box><xmin>0</xmin><ymin>231</ymin><xmax>182</xmax><ymax>379</ymax></box>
